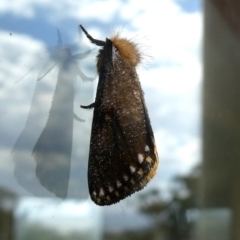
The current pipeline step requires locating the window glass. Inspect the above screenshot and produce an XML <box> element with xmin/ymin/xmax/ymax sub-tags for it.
<box><xmin>0</xmin><ymin>0</ymin><xmax>202</xmax><ymax>239</ymax></box>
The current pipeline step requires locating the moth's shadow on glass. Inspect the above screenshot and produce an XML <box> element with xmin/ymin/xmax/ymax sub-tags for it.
<box><xmin>12</xmin><ymin>29</ymin><xmax>94</xmax><ymax>199</ymax></box>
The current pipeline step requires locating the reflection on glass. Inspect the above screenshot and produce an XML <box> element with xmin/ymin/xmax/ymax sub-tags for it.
<box><xmin>0</xmin><ymin>188</ymin><xmax>16</xmax><ymax>240</ymax></box>
<box><xmin>14</xmin><ymin>198</ymin><xmax>102</xmax><ymax>240</ymax></box>
<box><xmin>126</xmin><ymin>165</ymin><xmax>200</xmax><ymax>240</ymax></box>
<box><xmin>200</xmin><ymin>0</ymin><xmax>240</xmax><ymax>239</ymax></box>
<box><xmin>0</xmin><ymin>0</ymin><xmax>203</xmax><ymax>239</ymax></box>
<box><xmin>12</xmin><ymin>29</ymin><xmax>94</xmax><ymax>199</ymax></box>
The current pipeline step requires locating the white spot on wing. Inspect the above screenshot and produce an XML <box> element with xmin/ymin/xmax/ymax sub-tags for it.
<box><xmin>116</xmin><ymin>181</ymin><xmax>122</xmax><ymax>188</ymax></box>
<box><xmin>138</xmin><ymin>153</ymin><xmax>144</xmax><ymax>164</ymax></box>
<box><xmin>130</xmin><ymin>165</ymin><xmax>136</xmax><ymax>173</ymax></box>
<box><xmin>108</xmin><ymin>186</ymin><xmax>113</xmax><ymax>192</ymax></box>
<box><xmin>93</xmin><ymin>191</ymin><xmax>96</xmax><ymax>196</ymax></box>
<box><xmin>99</xmin><ymin>188</ymin><xmax>104</xmax><ymax>196</ymax></box>
<box><xmin>123</xmin><ymin>175</ymin><xmax>128</xmax><ymax>181</ymax></box>
<box><xmin>145</xmin><ymin>145</ymin><xmax>150</xmax><ymax>152</ymax></box>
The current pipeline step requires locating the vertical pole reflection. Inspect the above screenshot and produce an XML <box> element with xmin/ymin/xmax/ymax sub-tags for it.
<box><xmin>12</xmin><ymin>29</ymin><xmax>94</xmax><ymax>199</ymax></box>
<box><xmin>202</xmin><ymin>1</ymin><xmax>240</xmax><ymax>239</ymax></box>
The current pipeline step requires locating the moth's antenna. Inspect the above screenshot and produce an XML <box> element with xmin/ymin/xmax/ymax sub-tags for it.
<box><xmin>79</xmin><ymin>25</ymin><xmax>105</xmax><ymax>46</ymax></box>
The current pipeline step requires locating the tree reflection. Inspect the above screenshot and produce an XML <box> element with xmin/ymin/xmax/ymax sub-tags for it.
<box><xmin>103</xmin><ymin>165</ymin><xmax>201</xmax><ymax>240</ymax></box>
<box><xmin>138</xmin><ymin>165</ymin><xmax>201</xmax><ymax>240</ymax></box>
<box><xmin>0</xmin><ymin>187</ymin><xmax>16</xmax><ymax>240</ymax></box>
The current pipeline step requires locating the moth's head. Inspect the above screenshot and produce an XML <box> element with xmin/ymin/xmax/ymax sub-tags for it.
<box><xmin>80</xmin><ymin>25</ymin><xmax>142</xmax><ymax>73</ymax></box>
<box><xmin>110</xmin><ymin>34</ymin><xmax>141</xmax><ymax>67</ymax></box>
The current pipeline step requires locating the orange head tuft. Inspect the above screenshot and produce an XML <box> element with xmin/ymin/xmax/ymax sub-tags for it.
<box><xmin>110</xmin><ymin>34</ymin><xmax>141</xmax><ymax>67</ymax></box>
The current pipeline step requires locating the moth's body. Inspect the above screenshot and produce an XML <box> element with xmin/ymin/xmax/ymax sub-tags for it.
<box><xmin>80</xmin><ymin>25</ymin><xmax>159</xmax><ymax>206</ymax></box>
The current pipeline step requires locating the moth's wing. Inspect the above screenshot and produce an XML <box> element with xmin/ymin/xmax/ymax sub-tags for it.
<box><xmin>88</xmin><ymin>74</ymin><xmax>159</xmax><ymax>206</ymax></box>
<box><xmin>37</xmin><ymin>61</ymin><xmax>56</xmax><ymax>81</ymax></box>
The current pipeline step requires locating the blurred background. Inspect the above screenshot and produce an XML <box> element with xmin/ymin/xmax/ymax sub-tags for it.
<box><xmin>1</xmin><ymin>0</ymin><xmax>238</xmax><ymax>239</ymax></box>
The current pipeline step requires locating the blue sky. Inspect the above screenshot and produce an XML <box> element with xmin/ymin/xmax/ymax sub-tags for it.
<box><xmin>0</xmin><ymin>0</ymin><xmax>202</xmax><ymax>232</ymax></box>
<box><xmin>176</xmin><ymin>0</ymin><xmax>201</xmax><ymax>12</ymax></box>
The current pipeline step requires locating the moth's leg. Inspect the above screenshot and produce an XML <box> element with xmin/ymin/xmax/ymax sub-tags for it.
<box><xmin>81</xmin><ymin>102</ymin><xmax>95</xmax><ymax>109</ymax></box>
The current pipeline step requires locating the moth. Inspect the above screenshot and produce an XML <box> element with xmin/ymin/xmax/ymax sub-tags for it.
<box><xmin>80</xmin><ymin>25</ymin><xmax>159</xmax><ymax>206</ymax></box>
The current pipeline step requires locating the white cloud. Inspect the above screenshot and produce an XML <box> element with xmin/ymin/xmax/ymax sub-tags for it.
<box><xmin>0</xmin><ymin>0</ymin><xmax>122</xmax><ymax>21</ymax></box>
<box><xmin>0</xmin><ymin>0</ymin><xmax>49</xmax><ymax>18</ymax></box>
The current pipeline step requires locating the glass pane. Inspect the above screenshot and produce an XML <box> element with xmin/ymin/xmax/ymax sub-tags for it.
<box><xmin>0</xmin><ymin>0</ymin><xmax>202</xmax><ymax>239</ymax></box>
